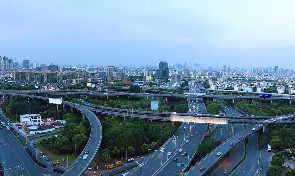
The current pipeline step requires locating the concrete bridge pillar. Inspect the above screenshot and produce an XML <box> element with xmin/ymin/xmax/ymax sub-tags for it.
<box><xmin>150</xmin><ymin>120</ymin><xmax>153</xmax><ymax>123</ymax></box>
<box><xmin>263</xmin><ymin>124</ymin><xmax>266</xmax><ymax>133</ymax></box>
<box><xmin>71</xmin><ymin>107</ymin><xmax>73</xmax><ymax>113</ymax></box>
<box><xmin>172</xmin><ymin>122</ymin><xmax>174</xmax><ymax>126</ymax></box>
<box><xmin>231</xmin><ymin>123</ymin><xmax>234</xmax><ymax>136</ymax></box>
<box><xmin>271</xmin><ymin>100</ymin><xmax>273</xmax><ymax>104</ymax></box>
<box><xmin>166</xmin><ymin>97</ymin><xmax>167</xmax><ymax>102</ymax></box>
<box><xmin>107</xmin><ymin>96</ymin><xmax>108</xmax><ymax>100</ymax></box>
<box><xmin>290</xmin><ymin>100</ymin><xmax>291</xmax><ymax>104</ymax></box>
<box><xmin>82</xmin><ymin>114</ymin><xmax>85</xmax><ymax>121</ymax></box>
<box><xmin>232</xmin><ymin>99</ymin><xmax>234</xmax><ymax>104</ymax></box>
<box><xmin>63</xmin><ymin>104</ymin><xmax>65</xmax><ymax>108</ymax></box>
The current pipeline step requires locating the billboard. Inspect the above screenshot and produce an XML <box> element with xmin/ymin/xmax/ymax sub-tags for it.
<box><xmin>49</xmin><ymin>98</ymin><xmax>63</xmax><ymax>105</ymax></box>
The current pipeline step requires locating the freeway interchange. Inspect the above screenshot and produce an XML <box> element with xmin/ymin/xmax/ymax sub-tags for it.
<box><xmin>0</xmin><ymin>90</ymin><xmax>294</xmax><ymax>176</ymax></box>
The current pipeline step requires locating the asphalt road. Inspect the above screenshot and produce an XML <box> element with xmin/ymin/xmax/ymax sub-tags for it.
<box><xmin>186</xmin><ymin>124</ymin><xmax>260</xmax><ymax>176</ymax></box>
<box><xmin>62</xmin><ymin>102</ymin><xmax>102</xmax><ymax>176</ymax></box>
<box><xmin>209</xmin><ymin>139</ymin><xmax>245</xmax><ymax>176</ymax></box>
<box><xmin>129</xmin><ymin>123</ymin><xmax>191</xmax><ymax>176</ymax></box>
<box><xmin>0</xmin><ymin>120</ymin><xmax>60</xmax><ymax>176</ymax></box>
<box><xmin>154</xmin><ymin>99</ymin><xmax>208</xmax><ymax>176</ymax></box>
<box><xmin>232</xmin><ymin>133</ymin><xmax>259</xmax><ymax>176</ymax></box>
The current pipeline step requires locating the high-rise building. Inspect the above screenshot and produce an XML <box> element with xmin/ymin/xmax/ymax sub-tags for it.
<box><xmin>0</xmin><ymin>56</ymin><xmax>14</xmax><ymax>71</ymax></box>
<box><xmin>223</xmin><ymin>65</ymin><xmax>226</xmax><ymax>72</ymax></box>
<box><xmin>23</xmin><ymin>60</ymin><xmax>30</xmax><ymax>69</ymax></box>
<box><xmin>106</xmin><ymin>66</ymin><xmax>117</xmax><ymax>81</ymax></box>
<box><xmin>49</xmin><ymin>65</ymin><xmax>58</xmax><ymax>71</ymax></box>
<box><xmin>156</xmin><ymin>61</ymin><xmax>169</xmax><ymax>81</ymax></box>
<box><xmin>171</xmin><ymin>74</ymin><xmax>181</xmax><ymax>84</ymax></box>
<box><xmin>274</xmin><ymin>66</ymin><xmax>278</xmax><ymax>75</ymax></box>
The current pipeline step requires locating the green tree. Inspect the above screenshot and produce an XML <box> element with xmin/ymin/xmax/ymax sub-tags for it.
<box><xmin>72</xmin><ymin>133</ymin><xmax>87</xmax><ymax>151</ymax></box>
<box><xmin>141</xmin><ymin>143</ymin><xmax>149</xmax><ymax>153</ymax></box>
<box><xmin>130</xmin><ymin>85</ymin><xmax>141</xmax><ymax>93</ymax></box>
<box><xmin>266</xmin><ymin>165</ymin><xmax>282</xmax><ymax>176</ymax></box>
<box><xmin>270</xmin><ymin>136</ymin><xmax>283</xmax><ymax>151</ymax></box>
<box><xmin>102</xmin><ymin>151</ymin><xmax>111</xmax><ymax>162</ymax></box>
<box><xmin>203</xmin><ymin>81</ymin><xmax>210</xmax><ymax>89</ymax></box>
<box><xmin>53</xmin><ymin>136</ymin><xmax>70</xmax><ymax>154</ymax></box>
<box><xmin>271</xmin><ymin>153</ymin><xmax>284</xmax><ymax>166</ymax></box>
<box><xmin>285</xmin><ymin>169</ymin><xmax>295</xmax><ymax>176</ymax></box>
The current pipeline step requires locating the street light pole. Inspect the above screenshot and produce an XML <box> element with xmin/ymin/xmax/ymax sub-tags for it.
<box><xmin>28</xmin><ymin>98</ymin><xmax>30</xmax><ymax>114</ymax></box>
<box><xmin>67</xmin><ymin>157</ymin><xmax>68</xmax><ymax>168</ymax></box>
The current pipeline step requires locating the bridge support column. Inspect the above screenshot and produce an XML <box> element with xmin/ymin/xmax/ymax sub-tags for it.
<box><xmin>166</xmin><ymin>97</ymin><xmax>167</xmax><ymax>102</ymax></box>
<box><xmin>150</xmin><ymin>120</ymin><xmax>153</xmax><ymax>123</ymax></box>
<box><xmin>271</xmin><ymin>100</ymin><xmax>273</xmax><ymax>104</ymax></box>
<box><xmin>232</xmin><ymin>99</ymin><xmax>234</xmax><ymax>104</ymax></box>
<box><xmin>172</xmin><ymin>122</ymin><xmax>174</xmax><ymax>126</ymax></box>
<box><xmin>71</xmin><ymin>107</ymin><xmax>73</xmax><ymax>113</ymax></box>
<box><xmin>82</xmin><ymin>114</ymin><xmax>85</xmax><ymax>121</ymax></box>
<box><xmin>263</xmin><ymin>124</ymin><xmax>266</xmax><ymax>133</ymax></box>
<box><xmin>107</xmin><ymin>96</ymin><xmax>108</xmax><ymax>100</ymax></box>
<box><xmin>290</xmin><ymin>100</ymin><xmax>291</xmax><ymax>104</ymax></box>
<box><xmin>63</xmin><ymin>104</ymin><xmax>65</xmax><ymax>108</ymax></box>
<box><xmin>231</xmin><ymin>123</ymin><xmax>234</xmax><ymax>136</ymax></box>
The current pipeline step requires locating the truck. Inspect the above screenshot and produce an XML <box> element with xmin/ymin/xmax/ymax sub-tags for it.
<box><xmin>260</xmin><ymin>93</ymin><xmax>272</xmax><ymax>99</ymax></box>
<box><xmin>107</xmin><ymin>161</ymin><xmax>123</xmax><ymax>169</ymax></box>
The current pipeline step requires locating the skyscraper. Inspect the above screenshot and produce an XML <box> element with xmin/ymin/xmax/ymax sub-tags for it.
<box><xmin>0</xmin><ymin>56</ymin><xmax>14</xmax><ymax>71</ymax></box>
<box><xmin>223</xmin><ymin>65</ymin><xmax>226</xmax><ymax>72</ymax></box>
<box><xmin>156</xmin><ymin>61</ymin><xmax>169</xmax><ymax>81</ymax></box>
<box><xmin>23</xmin><ymin>60</ymin><xmax>30</xmax><ymax>69</ymax></box>
<box><xmin>274</xmin><ymin>66</ymin><xmax>278</xmax><ymax>75</ymax></box>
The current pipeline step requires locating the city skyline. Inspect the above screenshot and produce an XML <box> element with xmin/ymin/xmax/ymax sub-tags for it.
<box><xmin>1</xmin><ymin>1</ymin><xmax>295</xmax><ymax>68</ymax></box>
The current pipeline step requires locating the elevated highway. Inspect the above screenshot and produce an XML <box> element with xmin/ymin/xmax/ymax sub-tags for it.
<box><xmin>3</xmin><ymin>90</ymin><xmax>295</xmax><ymax>100</ymax></box>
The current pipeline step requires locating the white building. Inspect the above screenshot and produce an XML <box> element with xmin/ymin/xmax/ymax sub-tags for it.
<box><xmin>20</xmin><ymin>114</ymin><xmax>42</xmax><ymax>125</ymax></box>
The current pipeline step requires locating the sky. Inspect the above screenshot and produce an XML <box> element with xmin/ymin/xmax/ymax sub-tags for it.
<box><xmin>1</xmin><ymin>0</ymin><xmax>295</xmax><ymax>68</ymax></box>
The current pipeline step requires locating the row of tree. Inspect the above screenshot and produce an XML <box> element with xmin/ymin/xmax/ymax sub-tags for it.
<box><xmin>83</xmin><ymin>97</ymin><xmax>152</xmax><ymax>111</ymax></box>
<box><xmin>266</xmin><ymin>153</ymin><xmax>295</xmax><ymax>176</ymax></box>
<box><xmin>237</xmin><ymin>102</ymin><xmax>295</xmax><ymax>116</ymax></box>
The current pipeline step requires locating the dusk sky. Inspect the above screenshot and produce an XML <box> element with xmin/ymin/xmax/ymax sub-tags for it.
<box><xmin>1</xmin><ymin>1</ymin><xmax>294</xmax><ymax>68</ymax></box>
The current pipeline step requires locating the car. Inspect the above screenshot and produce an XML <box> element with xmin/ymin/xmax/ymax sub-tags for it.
<box><xmin>224</xmin><ymin>170</ymin><xmax>228</xmax><ymax>174</ymax></box>
<box><xmin>252</xmin><ymin>128</ymin><xmax>255</xmax><ymax>131</ymax></box>
<box><xmin>191</xmin><ymin>134</ymin><xmax>194</xmax><ymax>137</ymax></box>
<box><xmin>229</xmin><ymin>143</ymin><xmax>233</xmax><ymax>146</ymax></box>
<box><xmin>217</xmin><ymin>152</ymin><xmax>221</xmax><ymax>156</ymax></box>
<box><xmin>179</xmin><ymin>148</ymin><xmax>183</xmax><ymax>153</ymax></box>
<box><xmin>33</xmin><ymin>143</ymin><xmax>37</xmax><ymax>148</ymax></box>
<box><xmin>44</xmin><ymin>156</ymin><xmax>50</xmax><ymax>161</ymax></box>
<box><xmin>200</xmin><ymin>166</ymin><xmax>205</xmax><ymax>171</ymax></box>
<box><xmin>85</xmin><ymin>150</ymin><xmax>89</xmax><ymax>154</ymax></box>
<box><xmin>160</xmin><ymin>148</ymin><xmax>165</xmax><ymax>152</ymax></box>
<box><xmin>167</xmin><ymin>152</ymin><xmax>172</xmax><ymax>155</ymax></box>
<box><xmin>83</xmin><ymin>154</ymin><xmax>88</xmax><ymax>160</ymax></box>
<box><xmin>240</xmin><ymin>115</ymin><xmax>244</xmax><ymax>117</ymax></box>
<box><xmin>258</xmin><ymin>125</ymin><xmax>262</xmax><ymax>128</ymax></box>
<box><xmin>127</xmin><ymin>158</ymin><xmax>134</xmax><ymax>163</ymax></box>
<box><xmin>186</xmin><ymin>140</ymin><xmax>189</xmax><ymax>143</ymax></box>
<box><xmin>173</xmin><ymin>157</ymin><xmax>178</xmax><ymax>162</ymax></box>
<box><xmin>195</xmin><ymin>132</ymin><xmax>198</xmax><ymax>135</ymax></box>
<box><xmin>238</xmin><ymin>137</ymin><xmax>242</xmax><ymax>140</ymax></box>
<box><xmin>181</xmin><ymin>152</ymin><xmax>187</xmax><ymax>156</ymax></box>
<box><xmin>172</xmin><ymin>136</ymin><xmax>176</xmax><ymax>140</ymax></box>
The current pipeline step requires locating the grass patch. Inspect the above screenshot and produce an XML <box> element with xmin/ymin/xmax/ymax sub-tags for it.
<box><xmin>109</xmin><ymin>164</ymin><xmax>138</xmax><ymax>176</ymax></box>
<box><xmin>38</xmin><ymin>143</ymin><xmax>76</xmax><ymax>167</ymax></box>
<box><xmin>210</xmin><ymin>125</ymin><xmax>223</xmax><ymax>136</ymax></box>
<box><xmin>11</xmin><ymin>130</ymin><xmax>25</xmax><ymax>146</ymax></box>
